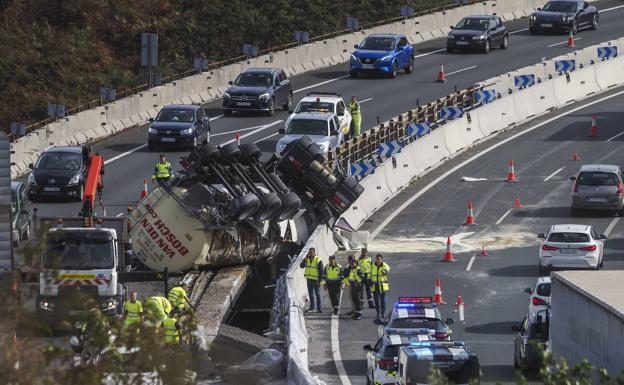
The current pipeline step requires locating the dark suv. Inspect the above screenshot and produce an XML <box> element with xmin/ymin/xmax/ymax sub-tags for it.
<box><xmin>222</xmin><ymin>68</ymin><xmax>292</xmax><ymax>116</ymax></box>
<box><xmin>147</xmin><ymin>104</ymin><xmax>210</xmax><ymax>151</ymax></box>
<box><xmin>28</xmin><ymin>146</ymin><xmax>89</xmax><ymax>201</ymax></box>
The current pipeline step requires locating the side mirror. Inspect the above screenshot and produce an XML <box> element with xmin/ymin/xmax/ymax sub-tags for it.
<box><xmin>583</xmin><ymin>3</ymin><xmax>588</xmax><ymax>9</ymax></box>
<box><xmin>70</xmin><ymin>336</ymin><xmax>84</xmax><ymax>354</ymax></box>
<box><xmin>537</xmin><ymin>7</ymin><xmax>541</xmax><ymax>11</ymax></box>
<box><xmin>511</xmin><ymin>325</ymin><xmax>521</xmax><ymax>332</ymax></box>
<box><xmin>228</xmin><ymin>80</ymin><xmax>233</xmax><ymax>85</ymax></box>
<box><xmin>537</xmin><ymin>233</ymin><xmax>545</xmax><ymax>239</ymax></box>
<box><xmin>124</xmin><ymin>250</ymin><xmax>133</xmax><ymax>266</ymax></box>
<box><xmin>524</xmin><ymin>288</ymin><xmax>533</xmax><ymax>294</ymax></box>
<box><xmin>445</xmin><ymin>318</ymin><xmax>455</xmax><ymax>325</ymax></box>
<box><xmin>377</xmin><ymin>325</ymin><xmax>384</xmax><ymax>338</ymax></box>
<box><xmin>363</xmin><ymin>344</ymin><xmax>373</xmax><ymax>351</ymax></box>
<box><xmin>278</xmin><ymin>128</ymin><xmax>286</xmax><ymax>134</ymax></box>
<box><xmin>28</xmin><ymin>163</ymin><xmax>34</xmax><ymax>170</ymax></box>
<box><xmin>330</xmin><ymin>129</ymin><xmax>339</xmax><ymax>136</ymax></box>
<box><xmin>536</xmin><ymin>315</ymin><xmax>543</xmax><ymax>323</ymax></box>
<box><xmin>393</xmin><ymin>357</ymin><xmax>398</xmax><ymax>363</ymax></box>
<box><xmin>570</xmin><ymin>176</ymin><xmax>576</xmax><ymax>181</ymax></box>
<box><xmin>598</xmin><ymin>234</ymin><xmax>607</xmax><ymax>240</ymax></box>
<box><xmin>148</xmin><ymin>118</ymin><xmax>154</xmax><ymax>122</ymax></box>
<box><xmin>280</xmin><ymin>80</ymin><xmax>290</xmax><ymax>87</ymax></box>
<box><xmin>449</xmin><ymin>26</ymin><xmax>455</xmax><ymax>29</ymax></box>
<box><xmin>338</xmin><ymin>111</ymin><xmax>345</xmax><ymax>116</ymax></box>
<box><xmin>354</xmin><ymin>44</ymin><xmax>359</xmax><ymax>49</ymax></box>
<box><xmin>124</xmin><ymin>241</ymin><xmax>132</xmax><ymax>250</ymax></box>
<box><xmin>288</xmin><ymin>109</ymin><xmax>294</xmax><ymax>114</ymax></box>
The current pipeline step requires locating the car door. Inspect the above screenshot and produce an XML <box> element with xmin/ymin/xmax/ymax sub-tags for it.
<box><xmin>273</xmin><ymin>72</ymin><xmax>284</xmax><ymax>105</ymax></box>
<box><xmin>488</xmin><ymin>18</ymin><xmax>500</xmax><ymax>44</ymax></box>
<box><xmin>336</xmin><ymin>101</ymin><xmax>349</xmax><ymax>133</ymax></box>
<box><xmin>497</xmin><ymin>17</ymin><xmax>506</xmax><ymax>38</ymax></box>
<box><xmin>331</xmin><ymin>116</ymin><xmax>343</xmax><ymax>147</ymax></box>
<box><xmin>398</xmin><ymin>37</ymin><xmax>409</xmax><ymax>67</ymax></box>
<box><xmin>578</xmin><ymin>1</ymin><xmax>590</xmax><ymax>26</ymax></box>
<box><xmin>280</xmin><ymin>70</ymin><xmax>291</xmax><ymax>97</ymax></box>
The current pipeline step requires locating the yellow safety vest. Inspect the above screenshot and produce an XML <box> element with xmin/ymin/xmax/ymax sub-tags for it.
<box><xmin>348</xmin><ymin>101</ymin><xmax>360</xmax><ymax>115</ymax></box>
<box><xmin>168</xmin><ymin>286</ymin><xmax>188</xmax><ymax>309</ymax></box>
<box><xmin>323</xmin><ymin>264</ymin><xmax>342</xmax><ymax>284</ymax></box>
<box><xmin>147</xmin><ymin>296</ymin><xmax>172</xmax><ymax>321</ymax></box>
<box><xmin>163</xmin><ymin>317</ymin><xmax>180</xmax><ymax>344</ymax></box>
<box><xmin>358</xmin><ymin>257</ymin><xmax>372</xmax><ymax>279</ymax></box>
<box><xmin>303</xmin><ymin>256</ymin><xmax>321</xmax><ymax>281</ymax></box>
<box><xmin>124</xmin><ymin>300</ymin><xmax>143</xmax><ymax>324</ymax></box>
<box><xmin>154</xmin><ymin>162</ymin><xmax>172</xmax><ymax>179</ymax></box>
<box><xmin>343</xmin><ymin>265</ymin><xmax>363</xmax><ymax>285</ymax></box>
<box><xmin>371</xmin><ymin>262</ymin><xmax>390</xmax><ymax>293</ymax></box>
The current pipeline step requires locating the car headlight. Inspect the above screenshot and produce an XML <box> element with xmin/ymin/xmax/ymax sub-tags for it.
<box><xmin>180</xmin><ymin>127</ymin><xmax>193</xmax><ymax>135</ymax></box>
<box><xmin>100</xmin><ymin>299</ymin><xmax>118</xmax><ymax>312</ymax></box>
<box><xmin>39</xmin><ymin>300</ymin><xmax>55</xmax><ymax>311</ymax></box>
<box><xmin>476</xmin><ymin>35</ymin><xmax>486</xmax><ymax>40</ymax></box>
<box><xmin>529</xmin><ymin>14</ymin><xmax>536</xmax><ymax>21</ymax></box>
<box><xmin>258</xmin><ymin>93</ymin><xmax>270</xmax><ymax>101</ymax></box>
<box><xmin>148</xmin><ymin>126</ymin><xmax>157</xmax><ymax>134</ymax></box>
<box><xmin>68</xmin><ymin>174</ymin><xmax>81</xmax><ymax>186</ymax></box>
<box><xmin>447</xmin><ymin>34</ymin><xmax>455</xmax><ymax>39</ymax></box>
<box><xmin>350</xmin><ymin>54</ymin><xmax>360</xmax><ymax>62</ymax></box>
<box><xmin>379</xmin><ymin>55</ymin><xmax>393</xmax><ymax>62</ymax></box>
<box><xmin>562</xmin><ymin>16</ymin><xmax>573</xmax><ymax>22</ymax></box>
<box><xmin>28</xmin><ymin>173</ymin><xmax>36</xmax><ymax>186</ymax></box>
<box><xmin>223</xmin><ymin>91</ymin><xmax>231</xmax><ymax>100</ymax></box>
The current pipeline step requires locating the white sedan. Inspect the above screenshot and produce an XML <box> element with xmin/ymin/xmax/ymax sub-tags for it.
<box><xmin>286</xmin><ymin>92</ymin><xmax>352</xmax><ymax>138</ymax></box>
<box><xmin>537</xmin><ymin>224</ymin><xmax>606</xmax><ymax>275</ymax></box>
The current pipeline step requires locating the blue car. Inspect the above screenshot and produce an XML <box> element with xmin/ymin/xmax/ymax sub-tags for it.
<box><xmin>350</xmin><ymin>34</ymin><xmax>414</xmax><ymax>78</ymax></box>
<box><xmin>147</xmin><ymin>104</ymin><xmax>210</xmax><ymax>151</ymax></box>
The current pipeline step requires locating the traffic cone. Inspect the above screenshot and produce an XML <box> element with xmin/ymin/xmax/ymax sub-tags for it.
<box><xmin>589</xmin><ymin>116</ymin><xmax>598</xmax><ymax>137</ymax></box>
<box><xmin>572</xmin><ymin>151</ymin><xmax>581</xmax><ymax>161</ymax></box>
<box><xmin>436</xmin><ymin>62</ymin><xmax>447</xmax><ymax>83</ymax></box>
<box><xmin>140</xmin><ymin>179</ymin><xmax>148</xmax><ymax>199</ymax></box>
<box><xmin>456</xmin><ymin>293</ymin><xmax>465</xmax><ymax>322</ymax></box>
<box><xmin>442</xmin><ymin>236</ymin><xmax>455</xmax><ymax>262</ymax></box>
<box><xmin>567</xmin><ymin>29</ymin><xmax>575</xmax><ymax>48</ymax></box>
<box><xmin>506</xmin><ymin>160</ymin><xmax>517</xmax><ymax>182</ymax></box>
<box><xmin>235</xmin><ymin>132</ymin><xmax>241</xmax><ymax>145</ymax></box>
<box><xmin>480</xmin><ymin>245</ymin><xmax>489</xmax><ymax>256</ymax></box>
<box><xmin>463</xmin><ymin>200</ymin><xmax>477</xmax><ymax>226</ymax></box>
<box><xmin>433</xmin><ymin>276</ymin><xmax>444</xmax><ymax>304</ymax></box>
<box><xmin>513</xmin><ymin>194</ymin><xmax>523</xmax><ymax>208</ymax></box>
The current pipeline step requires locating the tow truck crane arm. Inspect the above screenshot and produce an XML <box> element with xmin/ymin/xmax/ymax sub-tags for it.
<box><xmin>79</xmin><ymin>152</ymin><xmax>104</xmax><ymax>226</ymax></box>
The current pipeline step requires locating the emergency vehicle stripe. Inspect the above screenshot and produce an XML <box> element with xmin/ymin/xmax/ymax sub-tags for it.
<box><xmin>389</xmin><ymin>334</ymin><xmax>402</xmax><ymax>345</ymax></box>
<box><xmin>417</xmin><ymin>334</ymin><xmax>430</xmax><ymax>341</ymax></box>
<box><xmin>397</xmin><ymin>308</ymin><xmax>408</xmax><ymax>318</ymax></box>
<box><xmin>417</xmin><ymin>348</ymin><xmax>434</xmax><ymax>360</ymax></box>
<box><xmin>424</xmin><ymin>308</ymin><xmax>436</xmax><ymax>318</ymax></box>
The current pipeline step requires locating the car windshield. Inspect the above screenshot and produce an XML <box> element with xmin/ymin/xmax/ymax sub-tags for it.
<box><xmin>295</xmin><ymin>101</ymin><xmax>335</xmax><ymax>114</ymax></box>
<box><xmin>577</xmin><ymin>171</ymin><xmax>619</xmax><ymax>186</ymax></box>
<box><xmin>43</xmin><ymin>237</ymin><xmax>114</xmax><ymax>269</ymax></box>
<box><xmin>547</xmin><ymin>232</ymin><xmax>590</xmax><ymax>243</ymax></box>
<box><xmin>234</xmin><ymin>72</ymin><xmax>272</xmax><ymax>87</ymax></box>
<box><xmin>537</xmin><ymin>283</ymin><xmax>551</xmax><ymax>296</ymax></box>
<box><xmin>359</xmin><ymin>37</ymin><xmax>396</xmax><ymax>51</ymax></box>
<box><xmin>389</xmin><ymin>317</ymin><xmax>444</xmax><ymax>331</ymax></box>
<box><xmin>99</xmin><ymin>349</ymin><xmax>155</xmax><ymax>373</ymax></box>
<box><xmin>287</xmin><ymin>119</ymin><xmax>328</xmax><ymax>136</ymax></box>
<box><xmin>155</xmin><ymin>109</ymin><xmax>194</xmax><ymax>122</ymax></box>
<box><xmin>455</xmin><ymin>17</ymin><xmax>489</xmax><ymax>30</ymax></box>
<box><xmin>35</xmin><ymin>152</ymin><xmax>81</xmax><ymax>171</ymax></box>
<box><xmin>542</xmin><ymin>1</ymin><xmax>578</xmax><ymax>12</ymax></box>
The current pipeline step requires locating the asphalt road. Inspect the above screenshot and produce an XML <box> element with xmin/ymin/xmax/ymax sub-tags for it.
<box><xmin>310</xmin><ymin>87</ymin><xmax>624</xmax><ymax>385</ymax></box>
<box><xmin>26</xmin><ymin>0</ymin><xmax>624</xmax><ymax>220</ymax></box>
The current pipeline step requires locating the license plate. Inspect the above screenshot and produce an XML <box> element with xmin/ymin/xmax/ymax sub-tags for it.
<box><xmin>456</xmin><ymin>41</ymin><xmax>470</xmax><ymax>45</ymax></box>
<box><xmin>237</xmin><ymin>102</ymin><xmax>251</xmax><ymax>106</ymax></box>
<box><xmin>361</xmin><ymin>64</ymin><xmax>374</xmax><ymax>69</ymax></box>
<box><xmin>43</xmin><ymin>187</ymin><xmax>60</xmax><ymax>192</ymax></box>
<box><xmin>541</xmin><ymin>23</ymin><xmax>553</xmax><ymax>27</ymax></box>
<box><xmin>560</xmin><ymin>249</ymin><xmax>576</xmax><ymax>254</ymax></box>
<box><xmin>587</xmin><ymin>197</ymin><xmax>607</xmax><ymax>202</ymax></box>
<box><xmin>161</xmin><ymin>137</ymin><xmax>175</xmax><ymax>142</ymax></box>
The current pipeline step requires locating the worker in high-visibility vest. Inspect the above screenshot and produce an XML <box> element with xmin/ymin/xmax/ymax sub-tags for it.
<box><xmin>348</xmin><ymin>96</ymin><xmax>362</xmax><ymax>137</ymax></box>
<box><xmin>343</xmin><ymin>255</ymin><xmax>365</xmax><ymax>320</ymax></box>
<box><xmin>358</xmin><ymin>248</ymin><xmax>375</xmax><ymax>309</ymax></box>
<box><xmin>299</xmin><ymin>247</ymin><xmax>324</xmax><ymax>313</ymax></box>
<box><xmin>144</xmin><ymin>296</ymin><xmax>172</xmax><ymax>326</ymax></box>
<box><xmin>152</xmin><ymin>154</ymin><xmax>172</xmax><ymax>182</ymax></box>
<box><xmin>168</xmin><ymin>283</ymin><xmax>191</xmax><ymax>311</ymax></box>
<box><xmin>371</xmin><ymin>254</ymin><xmax>391</xmax><ymax>322</ymax></box>
<box><xmin>162</xmin><ymin>310</ymin><xmax>182</xmax><ymax>345</ymax></box>
<box><xmin>123</xmin><ymin>291</ymin><xmax>143</xmax><ymax>330</ymax></box>
<box><xmin>322</xmin><ymin>255</ymin><xmax>344</xmax><ymax>315</ymax></box>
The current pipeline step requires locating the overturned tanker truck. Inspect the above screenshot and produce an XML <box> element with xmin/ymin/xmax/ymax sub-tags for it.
<box><xmin>128</xmin><ymin>137</ymin><xmax>363</xmax><ymax>272</ymax></box>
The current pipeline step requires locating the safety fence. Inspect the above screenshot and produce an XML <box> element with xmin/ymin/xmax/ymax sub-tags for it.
<box><xmin>282</xmin><ymin>37</ymin><xmax>624</xmax><ymax>384</ymax></box>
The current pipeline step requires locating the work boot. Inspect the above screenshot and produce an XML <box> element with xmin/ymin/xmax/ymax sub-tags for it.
<box><xmin>353</xmin><ymin>313</ymin><xmax>362</xmax><ymax>320</ymax></box>
<box><xmin>333</xmin><ymin>309</ymin><xmax>339</xmax><ymax>315</ymax></box>
<box><xmin>346</xmin><ymin>311</ymin><xmax>354</xmax><ymax>316</ymax></box>
<box><xmin>305</xmin><ymin>307</ymin><xmax>314</xmax><ymax>313</ymax></box>
<box><xmin>368</xmin><ymin>301</ymin><xmax>375</xmax><ymax>309</ymax></box>
<box><xmin>317</xmin><ymin>309</ymin><xmax>322</xmax><ymax>313</ymax></box>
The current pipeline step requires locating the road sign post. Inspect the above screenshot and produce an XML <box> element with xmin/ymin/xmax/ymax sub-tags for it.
<box><xmin>141</xmin><ymin>33</ymin><xmax>159</xmax><ymax>88</ymax></box>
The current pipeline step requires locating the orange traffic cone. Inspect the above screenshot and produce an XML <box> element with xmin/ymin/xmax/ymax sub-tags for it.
<box><xmin>589</xmin><ymin>116</ymin><xmax>598</xmax><ymax>137</ymax></box>
<box><xmin>140</xmin><ymin>179</ymin><xmax>148</xmax><ymax>199</ymax></box>
<box><xmin>456</xmin><ymin>293</ymin><xmax>465</xmax><ymax>321</ymax></box>
<box><xmin>506</xmin><ymin>160</ymin><xmax>517</xmax><ymax>182</ymax></box>
<box><xmin>235</xmin><ymin>132</ymin><xmax>241</xmax><ymax>145</ymax></box>
<box><xmin>572</xmin><ymin>151</ymin><xmax>581</xmax><ymax>161</ymax></box>
<box><xmin>464</xmin><ymin>200</ymin><xmax>477</xmax><ymax>226</ymax></box>
<box><xmin>442</xmin><ymin>236</ymin><xmax>455</xmax><ymax>262</ymax></box>
<box><xmin>436</xmin><ymin>62</ymin><xmax>447</xmax><ymax>83</ymax></box>
<box><xmin>567</xmin><ymin>29</ymin><xmax>575</xmax><ymax>48</ymax></box>
<box><xmin>434</xmin><ymin>276</ymin><xmax>444</xmax><ymax>304</ymax></box>
<box><xmin>480</xmin><ymin>245</ymin><xmax>489</xmax><ymax>256</ymax></box>
<box><xmin>513</xmin><ymin>194</ymin><xmax>523</xmax><ymax>208</ymax></box>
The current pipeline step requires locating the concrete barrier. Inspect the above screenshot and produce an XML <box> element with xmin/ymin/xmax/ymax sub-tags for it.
<box><xmin>512</xmin><ymin>77</ymin><xmax>559</xmax><ymax>120</ymax></box>
<box><xmin>552</xmin><ymin>65</ymin><xmax>601</xmax><ymax>105</ymax></box>
<box><xmin>593</xmin><ymin>56</ymin><xmax>624</xmax><ymax>89</ymax></box>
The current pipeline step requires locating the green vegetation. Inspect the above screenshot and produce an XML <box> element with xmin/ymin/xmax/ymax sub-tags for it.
<box><xmin>0</xmin><ymin>0</ymin><xmax>455</xmax><ymax>129</ymax></box>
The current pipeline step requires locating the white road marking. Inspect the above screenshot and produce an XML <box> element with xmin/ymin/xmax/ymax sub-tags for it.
<box><xmin>115</xmin><ymin>212</ymin><xmax>124</xmax><ymax>217</ymax></box>
<box><xmin>604</xmin><ymin>217</ymin><xmax>620</xmax><ymax>237</ymax></box>
<box><xmin>211</xmin><ymin>123</ymin><xmax>265</xmax><ymax>138</ymax></box>
<box><xmin>104</xmin><ymin>144</ymin><xmax>147</xmax><ymax>165</ymax></box>
<box><xmin>446</xmin><ymin>65</ymin><xmax>477</xmax><ymax>77</ymax></box>
<box><xmin>606</xmin><ymin>131</ymin><xmax>624</xmax><ymax>142</ymax></box>
<box><xmin>209</xmin><ymin>114</ymin><xmax>224</xmax><ymax>122</ymax></box>
<box><xmin>602</xmin><ymin>4</ymin><xmax>624</xmax><ymax>12</ymax></box>
<box><xmin>509</xmin><ymin>27</ymin><xmax>529</xmax><ymax>35</ymax></box>
<box><xmin>359</xmin><ymin>97</ymin><xmax>374</xmax><ymax>104</ymax></box>
<box><xmin>294</xmin><ymin>75</ymin><xmax>350</xmax><ymax>94</ymax></box>
<box><xmin>466</xmin><ymin>255</ymin><xmax>476</xmax><ymax>271</ymax></box>
<box><xmin>547</xmin><ymin>38</ymin><xmax>581</xmax><ymax>48</ymax></box>
<box><xmin>544</xmin><ymin>166</ymin><xmax>565</xmax><ymax>181</ymax></box>
<box><xmin>495</xmin><ymin>208</ymin><xmax>512</xmax><ymax>225</ymax></box>
<box><xmin>222</xmin><ymin>120</ymin><xmax>283</xmax><ymax>145</ymax></box>
<box><xmin>414</xmin><ymin>48</ymin><xmax>447</xmax><ymax>58</ymax></box>
<box><xmin>331</xmin><ymin>290</ymin><xmax>352</xmax><ymax>385</ymax></box>
<box><xmin>257</xmin><ymin>132</ymin><xmax>279</xmax><ymax>142</ymax></box>
<box><xmin>370</xmin><ymin>88</ymin><xmax>624</xmax><ymax>240</ymax></box>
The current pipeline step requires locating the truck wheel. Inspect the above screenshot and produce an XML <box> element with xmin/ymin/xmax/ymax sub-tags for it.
<box><xmin>221</xmin><ymin>142</ymin><xmax>242</xmax><ymax>161</ymax></box>
<box><xmin>240</xmin><ymin>143</ymin><xmax>262</xmax><ymax>164</ymax></box>
<box><xmin>269</xmin><ymin>173</ymin><xmax>289</xmax><ymax>193</ymax></box>
<box><xmin>278</xmin><ymin>192</ymin><xmax>302</xmax><ymax>221</ymax></box>
<box><xmin>256</xmin><ymin>193</ymin><xmax>283</xmax><ymax>221</ymax></box>
<box><xmin>228</xmin><ymin>193</ymin><xmax>262</xmax><ymax>222</ymax></box>
<box><xmin>202</xmin><ymin>143</ymin><xmax>220</xmax><ymax>159</ymax></box>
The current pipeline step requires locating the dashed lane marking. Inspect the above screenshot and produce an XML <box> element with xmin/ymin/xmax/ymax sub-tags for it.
<box><xmin>606</xmin><ymin>131</ymin><xmax>624</xmax><ymax>142</ymax></box>
<box><xmin>604</xmin><ymin>217</ymin><xmax>620</xmax><ymax>237</ymax></box>
<box><xmin>544</xmin><ymin>166</ymin><xmax>565</xmax><ymax>181</ymax></box>
<box><xmin>547</xmin><ymin>38</ymin><xmax>581</xmax><ymax>48</ymax></box>
<box><xmin>331</xmin><ymin>290</ymin><xmax>352</xmax><ymax>385</ymax></box>
<box><xmin>466</xmin><ymin>255</ymin><xmax>476</xmax><ymax>271</ymax></box>
<box><xmin>446</xmin><ymin>65</ymin><xmax>477</xmax><ymax>77</ymax></box>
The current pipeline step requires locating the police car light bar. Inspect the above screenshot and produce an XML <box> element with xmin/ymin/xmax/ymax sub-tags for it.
<box><xmin>409</xmin><ymin>341</ymin><xmax>466</xmax><ymax>347</ymax></box>
<box><xmin>396</xmin><ymin>296</ymin><xmax>433</xmax><ymax>308</ymax></box>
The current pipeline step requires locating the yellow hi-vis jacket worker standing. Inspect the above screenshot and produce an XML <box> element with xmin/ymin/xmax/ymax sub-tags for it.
<box><xmin>163</xmin><ymin>316</ymin><xmax>181</xmax><ymax>344</ymax></box>
<box><xmin>348</xmin><ymin>96</ymin><xmax>362</xmax><ymax>137</ymax></box>
<box><xmin>152</xmin><ymin>155</ymin><xmax>172</xmax><ymax>181</ymax></box>
<box><xmin>370</xmin><ymin>260</ymin><xmax>390</xmax><ymax>292</ymax></box>
<box><xmin>123</xmin><ymin>299</ymin><xmax>143</xmax><ymax>327</ymax></box>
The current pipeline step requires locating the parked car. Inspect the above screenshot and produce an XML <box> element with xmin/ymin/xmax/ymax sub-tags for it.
<box><xmin>287</xmin><ymin>92</ymin><xmax>352</xmax><ymax>139</ymax></box>
<box><xmin>276</xmin><ymin>112</ymin><xmax>344</xmax><ymax>155</ymax></box>
<box><xmin>378</xmin><ymin>297</ymin><xmax>454</xmax><ymax>340</ymax></box>
<box><xmin>570</xmin><ymin>164</ymin><xmax>624</xmax><ymax>216</ymax></box>
<box><xmin>28</xmin><ymin>146</ymin><xmax>90</xmax><ymax>202</ymax></box>
<box><xmin>447</xmin><ymin>15</ymin><xmax>508</xmax><ymax>53</ymax></box>
<box><xmin>537</xmin><ymin>224</ymin><xmax>605</xmax><ymax>274</ymax></box>
<box><xmin>525</xmin><ymin>276</ymin><xmax>551</xmax><ymax>315</ymax></box>
<box><xmin>11</xmin><ymin>181</ymin><xmax>31</xmax><ymax>247</ymax></box>
<box><xmin>147</xmin><ymin>104</ymin><xmax>210</xmax><ymax>151</ymax></box>
<box><xmin>529</xmin><ymin>0</ymin><xmax>598</xmax><ymax>34</ymax></box>
<box><xmin>222</xmin><ymin>67</ymin><xmax>292</xmax><ymax>116</ymax></box>
<box><xmin>512</xmin><ymin>310</ymin><xmax>550</xmax><ymax>371</ymax></box>
<box><xmin>350</xmin><ymin>34</ymin><xmax>414</xmax><ymax>78</ymax></box>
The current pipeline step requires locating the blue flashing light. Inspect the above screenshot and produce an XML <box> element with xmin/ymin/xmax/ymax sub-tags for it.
<box><xmin>409</xmin><ymin>341</ymin><xmax>432</xmax><ymax>347</ymax></box>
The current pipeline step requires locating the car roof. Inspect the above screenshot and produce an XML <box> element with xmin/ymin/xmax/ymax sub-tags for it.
<box><xmin>578</xmin><ymin>164</ymin><xmax>620</xmax><ymax>173</ymax></box>
<box><xmin>292</xmin><ymin>111</ymin><xmax>335</xmax><ymax>120</ymax></box>
<box><xmin>549</xmin><ymin>224</ymin><xmax>591</xmax><ymax>233</ymax></box>
<box><xmin>536</xmin><ymin>276</ymin><xmax>552</xmax><ymax>285</ymax></box>
<box><xmin>160</xmin><ymin>104</ymin><xmax>199</xmax><ymax>110</ymax></box>
<box><xmin>43</xmin><ymin>146</ymin><xmax>83</xmax><ymax>154</ymax></box>
<box><xmin>244</xmin><ymin>67</ymin><xmax>281</xmax><ymax>74</ymax></box>
<box><xmin>383</xmin><ymin>333</ymin><xmax>431</xmax><ymax>345</ymax></box>
<box><xmin>391</xmin><ymin>305</ymin><xmax>440</xmax><ymax>319</ymax></box>
<box><xmin>464</xmin><ymin>15</ymin><xmax>495</xmax><ymax>19</ymax></box>
<box><xmin>300</xmin><ymin>95</ymin><xmax>341</xmax><ymax>103</ymax></box>
<box><xmin>366</xmin><ymin>34</ymin><xmax>403</xmax><ymax>39</ymax></box>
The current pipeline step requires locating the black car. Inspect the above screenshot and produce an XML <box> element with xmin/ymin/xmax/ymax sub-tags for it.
<box><xmin>512</xmin><ymin>310</ymin><xmax>550</xmax><ymax>371</ymax></box>
<box><xmin>147</xmin><ymin>104</ymin><xmax>210</xmax><ymax>151</ymax></box>
<box><xmin>11</xmin><ymin>181</ymin><xmax>31</xmax><ymax>247</ymax></box>
<box><xmin>222</xmin><ymin>67</ymin><xmax>292</xmax><ymax>116</ymax></box>
<box><xmin>28</xmin><ymin>146</ymin><xmax>90</xmax><ymax>202</ymax></box>
<box><xmin>447</xmin><ymin>15</ymin><xmax>508</xmax><ymax>53</ymax></box>
<box><xmin>529</xmin><ymin>0</ymin><xmax>598</xmax><ymax>34</ymax></box>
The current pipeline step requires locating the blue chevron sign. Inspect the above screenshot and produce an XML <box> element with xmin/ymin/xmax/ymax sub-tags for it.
<box><xmin>377</xmin><ymin>141</ymin><xmax>402</xmax><ymax>158</ymax></box>
<box><xmin>474</xmin><ymin>89</ymin><xmax>497</xmax><ymax>104</ymax></box>
<box><xmin>350</xmin><ymin>160</ymin><xmax>376</xmax><ymax>177</ymax></box>
<box><xmin>440</xmin><ymin>106</ymin><xmax>464</xmax><ymax>121</ymax></box>
<box><xmin>407</xmin><ymin>122</ymin><xmax>431</xmax><ymax>137</ymax></box>
<box><xmin>555</xmin><ymin>59</ymin><xmax>576</xmax><ymax>73</ymax></box>
<box><xmin>514</xmin><ymin>74</ymin><xmax>535</xmax><ymax>88</ymax></box>
<box><xmin>597</xmin><ymin>46</ymin><xmax>617</xmax><ymax>60</ymax></box>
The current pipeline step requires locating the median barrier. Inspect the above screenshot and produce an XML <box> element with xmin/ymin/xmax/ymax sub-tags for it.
<box><xmin>594</xmin><ymin>56</ymin><xmax>624</xmax><ymax>89</ymax></box>
<box><xmin>552</xmin><ymin>65</ymin><xmax>600</xmax><ymax>105</ymax></box>
<box><xmin>474</xmin><ymin>96</ymin><xmax>520</xmax><ymax>136</ymax></box>
<box><xmin>512</xmin><ymin>77</ymin><xmax>558</xmax><ymax>120</ymax></box>
<box><xmin>383</xmin><ymin>144</ymin><xmax>418</xmax><ymax>196</ymax></box>
<box><xmin>441</xmin><ymin>115</ymin><xmax>482</xmax><ymax>154</ymax></box>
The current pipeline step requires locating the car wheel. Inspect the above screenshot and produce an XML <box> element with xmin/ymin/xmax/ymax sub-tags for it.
<box><xmin>500</xmin><ymin>35</ymin><xmax>509</xmax><ymax>49</ymax></box>
<box><xmin>223</xmin><ymin>109</ymin><xmax>232</xmax><ymax>116</ymax></box>
<box><xmin>202</xmin><ymin>133</ymin><xmax>209</xmax><ymax>145</ymax></box>
<box><xmin>405</xmin><ymin>57</ymin><xmax>414</xmax><ymax>73</ymax></box>
<box><xmin>147</xmin><ymin>143</ymin><xmax>156</xmax><ymax>151</ymax></box>
<box><xmin>266</xmin><ymin>98</ymin><xmax>275</xmax><ymax>116</ymax></box>
<box><xmin>76</xmin><ymin>184</ymin><xmax>84</xmax><ymax>202</ymax></box>
<box><xmin>389</xmin><ymin>62</ymin><xmax>398</xmax><ymax>78</ymax></box>
<box><xmin>591</xmin><ymin>13</ymin><xmax>598</xmax><ymax>30</ymax></box>
<box><xmin>529</xmin><ymin>28</ymin><xmax>537</xmax><ymax>35</ymax></box>
<box><xmin>350</xmin><ymin>71</ymin><xmax>358</xmax><ymax>78</ymax></box>
<box><xmin>571</xmin><ymin>19</ymin><xmax>578</xmax><ymax>34</ymax></box>
<box><xmin>446</xmin><ymin>45</ymin><xmax>454</xmax><ymax>53</ymax></box>
<box><xmin>283</xmin><ymin>93</ymin><xmax>292</xmax><ymax>111</ymax></box>
<box><xmin>483</xmin><ymin>39</ymin><xmax>490</xmax><ymax>53</ymax></box>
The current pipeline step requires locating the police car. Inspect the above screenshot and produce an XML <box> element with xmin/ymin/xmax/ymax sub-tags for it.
<box><xmin>378</xmin><ymin>297</ymin><xmax>455</xmax><ymax>340</ymax></box>
<box><xmin>364</xmin><ymin>332</ymin><xmax>434</xmax><ymax>385</ymax></box>
<box><xmin>396</xmin><ymin>341</ymin><xmax>480</xmax><ymax>385</ymax></box>
<box><xmin>286</xmin><ymin>92</ymin><xmax>352</xmax><ymax>138</ymax></box>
